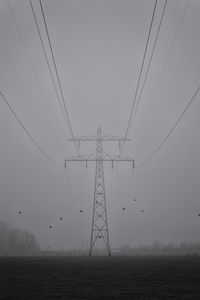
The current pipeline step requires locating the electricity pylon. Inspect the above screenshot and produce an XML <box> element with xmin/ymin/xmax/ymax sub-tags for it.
<box><xmin>65</xmin><ymin>126</ymin><xmax>134</xmax><ymax>256</ymax></box>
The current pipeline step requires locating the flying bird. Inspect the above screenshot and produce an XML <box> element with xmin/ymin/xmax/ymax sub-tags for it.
<box><xmin>133</xmin><ymin>199</ymin><xmax>136</xmax><ymax>202</ymax></box>
<box><xmin>122</xmin><ymin>207</ymin><xmax>125</xmax><ymax>211</ymax></box>
<box><xmin>49</xmin><ymin>225</ymin><xmax>52</xmax><ymax>229</ymax></box>
<box><xmin>59</xmin><ymin>217</ymin><xmax>63</xmax><ymax>221</ymax></box>
<box><xmin>18</xmin><ymin>211</ymin><xmax>21</xmax><ymax>214</ymax></box>
<box><xmin>198</xmin><ymin>213</ymin><xmax>200</xmax><ymax>217</ymax></box>
<box><xmin>141</xmin><ymin>210</ymin><xmax>144</xmax><ymax>213</ymax></box>
<box><xmin>80</xmin><ymin>210</ymin><xmax>83</xmax><ymax>213</ymax></box>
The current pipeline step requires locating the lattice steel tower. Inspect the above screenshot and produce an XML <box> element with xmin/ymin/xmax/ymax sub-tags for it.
<box><xmin>90</xmin><ymin>127</ymin><xmax>110</xmax><ymax>256</ymax></box>
<box><xmin>65</xmin><ymin>126</ymin><xmax>134</xmax><ymax>256</ymax></box>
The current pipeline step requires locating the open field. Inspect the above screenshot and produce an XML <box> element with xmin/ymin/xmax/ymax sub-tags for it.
<box><xmin>0</xmin><ymin>256</ymin><xmax>200</xmax><ymax>299</ymax></box>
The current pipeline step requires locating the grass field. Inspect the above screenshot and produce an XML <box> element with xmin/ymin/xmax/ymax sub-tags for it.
<box><xmin>0</xmin><ymin>256</ymin><xmax>200</xmax><ymax>299</ymax></box>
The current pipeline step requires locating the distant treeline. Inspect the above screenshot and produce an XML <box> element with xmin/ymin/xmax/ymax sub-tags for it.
<box><xmin>39</xmin><ymin>241</ymin><xmax>200</xmax><ymax>257</ymax></box>
<box><xmin>118</xmin><ymin>241</ymin><xmax>200</xmax><ymax>256</ymax></box>
<box><xmin>0</xmin><ymin>221</ymin><xmax>40</xmax><ymax>255</ymax></box>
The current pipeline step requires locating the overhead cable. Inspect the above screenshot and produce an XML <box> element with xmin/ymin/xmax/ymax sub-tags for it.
<box><xmin>39</xmin><ymin>0</ymin><xmax>80</xmax><ymax>155</ymax></box>
<box><xmin>130</xmin><ymin>0</ymin><xmax>168</xmax><ymax>128</ymax></box>
<box><xmin>150</xmin><ymin>0</ymin><xmax>190</xmax><ymax>101</ymax></box>
<box><xmin>29</xmin><ymin>0</ymin><xmax>70</xmax><ymax>135</ymax></box>
<box><xmin>7</xmin><ymin>0</ymin><xmax>50</xmax><ymax>103</ymax></box>
<box><xmin>119</xmin><ymin>0</ymin><xmax>158</xmax><ymax>157</ymax></box>
<box><xmin>0</xmin><ymin>91</ymin><xmax>60</xmax><ymax>167</ymax></box>
<box><xmin>136</xmin><ymin>84</ymin><xmax>200</xmax><ymax>168</ymax></box>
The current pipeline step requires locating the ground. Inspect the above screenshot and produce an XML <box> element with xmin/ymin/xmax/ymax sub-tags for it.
<box><xmin>0</xmin><ymin>256</ymin><xmax>200</xmax><ymax>299</ymax></box>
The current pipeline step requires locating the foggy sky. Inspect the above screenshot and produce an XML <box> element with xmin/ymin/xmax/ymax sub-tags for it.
<box><xmin>1</xmin><ymin>0</ymin><xmax>200</xmax><ymax>250</ymax></box>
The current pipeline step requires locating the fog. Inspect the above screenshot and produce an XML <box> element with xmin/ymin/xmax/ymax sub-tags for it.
<box><xmin>1</xmin><ymin>0</ymin><xmax>200</xmax><ymax>250</ymax></box>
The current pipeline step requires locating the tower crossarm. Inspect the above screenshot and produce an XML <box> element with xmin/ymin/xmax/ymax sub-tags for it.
<box><xmin>68</xmin><ymin>134</ymin><xmax>131</xmax><ymax>149</ymax></box>
<box><xmin>68</xmin><ymin>135</ymin><xmax>131</xmax><ymax>141</ymax></box>
<box><xmin>65</xmin><ymin>152</ymin><xmax>134</xmax><ymax>168</ymax></box>
<box><xmin>102</xmin><ymin>150</ymin><xmax>133</xmax><ymax>162</ymax></box>
<box><xmin>101</xmin><ymin>134</ymin><xmax>131</xmax><ymax>142</ymax></box>
<box><xmin>68</xmin><ymin>135</ymin><xmax>97</xmax><ymax>141</ymax></box>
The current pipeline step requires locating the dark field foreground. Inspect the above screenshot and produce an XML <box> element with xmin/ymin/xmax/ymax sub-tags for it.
<box><xmin>0</xmin><ymin>256</ymin><xmax>200</xmax><ymax>299</ymax></box>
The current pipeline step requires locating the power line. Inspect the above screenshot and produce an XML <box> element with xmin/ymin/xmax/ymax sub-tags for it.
<box><xmin>150</xmin><ymin>0</ymin><xmax>189</xmax><ymax>102</ymax></box>
<box><xmin>108</xmin><ymin>0</ymin><xmax>158</xmax><ymax>218</ymax></box>
<box><xmin>38</xmin><ymin>0</ymin><xmax>91</xmax><ymax>199</ymax></box>
<box><xmin>130</xmin><ymin>0</ymin><xmax>168</xmax><ymax>129</ymax></box>
<box><xmin>119</xmin><ymin>0</ymin><xmax>158</xmax><ymax>157</ymax></box>
<box><xmin>136</xmin><ymin>83</ymin><xmax>200</xmax><ymax>168</ymax></box>
<box><xmin>122</xmin><ymin>0</ymin><xmax>190</xmax><ymax>202</ymax></box>
<box><xmin>8</xmin><ymin>0</ymin><xmax>71</xmax><ymax>133</ymax></box>
<box><xmin>39</xmin><ymin>0</ymin><xmax>79</xmax><ymax>155</ymax></box>
<box><xmin>7</xmin><ymin>0</ymin><xmax>50</xmax><ymax>104</ymax></box>
<box><xmin>0</xmin><ymin>91</ymin><xmax>60</xmax><ymax>167</ymax></box>
<box><xmin>124</xmin><ymin>0</ymin><xmax>189</xmax><ymax>198</ymax></box>
<box><xmin>29</xmin><ymin>0</ymin><xmax>70</xmax><ymax>135</ymax></box>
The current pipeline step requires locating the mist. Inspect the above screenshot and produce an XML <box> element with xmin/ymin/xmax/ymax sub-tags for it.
<box><xmin>1</xmin><ymin>0</ymin><xmax>200</xmax><ymax>251</ymax></box>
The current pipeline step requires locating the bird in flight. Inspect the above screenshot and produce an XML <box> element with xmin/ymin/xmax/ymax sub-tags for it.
<box><xmin>80</xmin><ymin>210</ymin><xmax>83</xmax><ymax>213</ymax></box>
<box><xmin>133</xmin><ymin>199</ymin><xmax>136</xmax><ymax>202</ymax></box>
<box><xmin>59</xmin><ymin>217</ymin><xmax>63</xmax><ymax>221</ymax></box>
<box><xmin>18</xmin><ymin>211</ymin><xmax>21</xmax><ymax>214</ymax></box>
<box><xmin>122</xmin><ymin>207</ymin><xmax>125</xmax><ymax>211</ymax></box>
<box><xmin>141</xmin><ymin>210</ymin><xmax>144</xmax><ymax>213</ymax></box>
<box><xmin>49</xmin><ymin>225</ymin><xmax>52</xmax><ymax>229</ymax></box>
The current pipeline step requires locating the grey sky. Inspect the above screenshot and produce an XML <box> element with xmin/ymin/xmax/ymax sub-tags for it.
<box><xmin>1</xmin><ymin>0</ymin><xmax>200</xmax><ymax>250</ymax></box>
